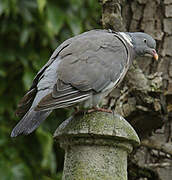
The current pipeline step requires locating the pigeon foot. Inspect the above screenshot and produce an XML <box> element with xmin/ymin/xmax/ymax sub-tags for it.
<box><xmin>87</xmin><ymin>107</ymin><xmax>112</xmax><ymax>113</ymax></box>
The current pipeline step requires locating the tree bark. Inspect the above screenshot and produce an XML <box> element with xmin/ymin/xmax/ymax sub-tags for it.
<box><xmin>101</xmin><ymin>0</ymin><xmax>172</xmax><ymax>179</ymax></box>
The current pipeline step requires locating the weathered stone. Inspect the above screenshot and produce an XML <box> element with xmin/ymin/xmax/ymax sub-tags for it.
<box><xmin>163</xmin><ymin>18</ymin><xmax>172</xmax><ymax>34</ymax></box>
<box><xmin>54</xmin><ymin>112</ymin><xmax>140</xmax><ymax>180</ymax></box>
<box><xmin>165</xmin><ymin>5</ymin><xmax>172</xmax><ymax>17</ymax></box>
<box><xmin>163</xmin><ymin>36</ymin><xmax>172</xmax><ymax>56</ymax></box>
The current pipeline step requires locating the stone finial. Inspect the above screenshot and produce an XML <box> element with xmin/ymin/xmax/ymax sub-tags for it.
<box><xmin>54</xmin><ymin>112</ymin><xmax>140</xmax><ymax>180</ymax></box>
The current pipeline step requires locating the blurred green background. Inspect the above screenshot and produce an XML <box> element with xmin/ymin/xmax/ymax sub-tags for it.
<box><xmin>0</xmin><ymin>0</ymin><xmax>101</xmax><ymax>179</ymax></box>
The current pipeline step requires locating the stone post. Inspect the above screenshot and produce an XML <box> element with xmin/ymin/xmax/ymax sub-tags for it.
<box><xmin>54</xmin><ymin>112</ymin><xmax>140</xmax><ymax>180</ymax></box>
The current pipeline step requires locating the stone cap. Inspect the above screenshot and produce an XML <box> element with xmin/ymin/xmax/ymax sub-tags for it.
<box><xmin>54</xmin><ymin>112</ymin><xmax>140</xmax><ymax>147</ymax></box>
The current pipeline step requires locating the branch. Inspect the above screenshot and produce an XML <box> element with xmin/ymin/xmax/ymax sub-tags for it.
<box><xmin>142</xmin><ymin>162</ymin><xmax>171</xmax><ymax>168</ymax></box>
<box><xmin>141</xmin><ymin>138</ymin><xmax>172</xmax><ymax>156</ymax></box>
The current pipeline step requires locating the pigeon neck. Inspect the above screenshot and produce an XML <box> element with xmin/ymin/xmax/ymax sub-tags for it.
<box><xmin>118</xmin><ymin>32</ymin><xmax>133</xmax><ymax>47</ymax></box>
<box><xmin>117</xmin><ymin>32</ymin><xmax>137</xmax><ymax>61</ymax></box>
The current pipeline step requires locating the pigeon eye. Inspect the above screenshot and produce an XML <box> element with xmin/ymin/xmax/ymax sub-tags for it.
<box><xmin>143</xmin><ymin>39</ymin><xmax>147</xmax><ymax>43</ymax></box>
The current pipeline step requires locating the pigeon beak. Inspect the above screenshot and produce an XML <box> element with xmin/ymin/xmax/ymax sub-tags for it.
<box><xmin>153</xmin><ymin>52</ymin><xmax>159</xmax><ymax>61</ymax></box>
<box><xmin>146</xmin><ymin>49</ymin><xmax>158</xmax><ymax>61</ymax></box>
<box><xmin>152</xmin><ymin>49</ymin><xmax>158</xmax><ymax>61</ymax></box>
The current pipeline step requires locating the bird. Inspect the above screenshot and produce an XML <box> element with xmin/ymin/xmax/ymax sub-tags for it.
<box><xmin>11</xmin><ymin>29</ymin><xmax>158</xmax><ymax>137</ymax></box>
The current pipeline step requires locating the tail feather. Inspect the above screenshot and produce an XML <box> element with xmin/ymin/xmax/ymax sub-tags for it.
<box><xmin>11</xmin><ymin>109</ymin><xmax>52</xmax><ymax>137</ymax></box>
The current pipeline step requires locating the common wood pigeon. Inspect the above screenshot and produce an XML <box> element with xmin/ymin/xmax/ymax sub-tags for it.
<box><xmin>11</xmin><ymin>29</ymin><xmax>158</xmax><ymax>137</ymax></box>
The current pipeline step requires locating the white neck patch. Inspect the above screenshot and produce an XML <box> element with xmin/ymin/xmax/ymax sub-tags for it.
<box><xmin>119</xmin><ymin>32</ymin><xmax>133</xmax><ymax>47</ymax></box>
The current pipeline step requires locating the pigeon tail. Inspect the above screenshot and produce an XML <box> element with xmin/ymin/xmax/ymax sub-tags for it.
<box><xmin>11</xmin><ymin>109</ymin><xmax>52</xmax><ymax>137</ymax></box>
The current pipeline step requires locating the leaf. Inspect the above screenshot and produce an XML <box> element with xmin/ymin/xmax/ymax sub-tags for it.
<box><xmin>11</xmin><ymin>164</ymin><xmax>32</xmax><ymax>180</ymax></box>
<box><xmin>20</xmin><ymin>7</ymin><xmax>33</xmax><ymax>23</ymax></box>
<box><xmin>22</xmin><ymin>69</ymin><xmax>35</xmax><ymax>90</ymax></box>
<box><xmin>36</xmin><ymin>128</ymin><xmax>56</xmax><ymax>174</ymax></box>
<box><xmin>37</xmin><ymin>0</ymin><xmax>47</xmax><ymax>14</ymax></box>
<box><xmin>56</xmin><ymin>172</ymin><xmax>63</xmax><ymax>180</ymax></box>
<box><xmin>0</xmin><ymin>0</ymin><xmax>10</xmax><ymax>16</ymax></box>
<box><xmin>0</xmin><ymin>0</ymin><xmax>5</xmax><ymax>16</ymax></box>
<box><xmin>0</xmin><ymin>69</ymin><xmax>6</xmax><ymax>77</ymax></box>
<box><xmin>20</xmin><ymin>28</ymin><xmax>30</xmax><ymax>46</ymax></box>
<box><xmin>19</xmin><ymin>0</ymin><xmax>37</xmax><ymax>23</ymax></box>
<box><xmin>66</xmin><ymin>14</ymin><xmax>82</xmax><ymax>35</ymax></box>
<box><xmin>32</xmin><ymin>50</ymin><xmax>50</xmax><ymax>70</ymax></box>
<box><xmin>46</xmin><ymin>3</ymin><xmax>65</xmax><ymax>37</ymax></box>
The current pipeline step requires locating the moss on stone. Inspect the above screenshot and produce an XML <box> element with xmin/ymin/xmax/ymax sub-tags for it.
<box><xmin>54</xmin><ymin>112</ymin><xmax>140</xmax><ymax>146</ymax></box>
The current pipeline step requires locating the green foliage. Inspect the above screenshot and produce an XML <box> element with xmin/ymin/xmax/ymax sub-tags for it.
<box><xmin>0</xmin><ymin>0</ymin><xmax>101</xmax><ymax>178</ymax></box>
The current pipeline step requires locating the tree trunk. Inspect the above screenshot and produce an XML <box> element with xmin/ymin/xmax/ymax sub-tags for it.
<box><xmin>101</xmin><ymin>0</ymin><xmax>172</xmax><ymax>179</ymax></box>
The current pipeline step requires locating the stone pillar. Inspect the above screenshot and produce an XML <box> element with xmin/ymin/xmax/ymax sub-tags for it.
<box><xmin>54</xmin><ymin>112</ymin><xmax>140</xmax><ymax>180</ymax></box>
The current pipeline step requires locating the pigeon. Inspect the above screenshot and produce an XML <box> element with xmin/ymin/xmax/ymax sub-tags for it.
<box><xmin>11</xmin><ymin>29</ymin><xmax>158</xmax><ymax>137</ymax></box>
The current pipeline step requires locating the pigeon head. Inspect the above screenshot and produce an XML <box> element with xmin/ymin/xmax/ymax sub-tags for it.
<box><xmin>128</xmin><ymin>32</ymin><xmax>158</xmax><ymax>60</ymax></box>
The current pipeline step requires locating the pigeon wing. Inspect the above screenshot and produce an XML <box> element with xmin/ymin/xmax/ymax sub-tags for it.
<box><xmin>15</xmin><ymin>30</ymin><xmax>108</xmax><ymax>116</ymax></box>
<box><xmin>36</xmin><ymin>31</ymin><xmax>130</xmax><ymax>111</ymax></box>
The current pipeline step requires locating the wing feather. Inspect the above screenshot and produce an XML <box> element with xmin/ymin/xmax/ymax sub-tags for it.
<box><xmin>15</xmin><ymin>88</ymin><xmax>37</xmax><ymax>117</ymax></box>
<box><xmin>57</xmin><ymin>32</ymin><xmax>129</xmax><ymax>93</ymax></box>
<box><xmin>35</xmin><ymin>80</ymin><xmax>91</xmax><ymax>111</ymax></box>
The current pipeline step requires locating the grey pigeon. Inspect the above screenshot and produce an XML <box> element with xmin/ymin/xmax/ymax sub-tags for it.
<box><xmin>11</xmin><ymin>29</ymin><xmax>158</xmax><ymax>137</ymax></box>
